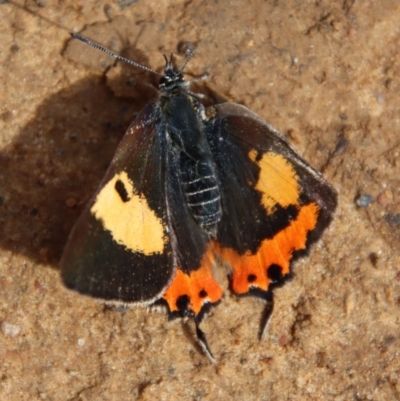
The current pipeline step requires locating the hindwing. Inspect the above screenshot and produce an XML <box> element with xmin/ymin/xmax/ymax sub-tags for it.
<box><xmin>204</xmin><ymin>103</ymin><xmax>337</xmax><ymax>299</ymax></box>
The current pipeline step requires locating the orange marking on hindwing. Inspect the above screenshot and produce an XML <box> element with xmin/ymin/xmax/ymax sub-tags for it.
<box><xmin>214</xmin><ymin>203</ymin><xmax>320</xmax><ymax>294</ymax></box>
<box><xmin>163</xmin><ymin>247</ymin><xmax>224</xmax><ymax>315</ymax></box>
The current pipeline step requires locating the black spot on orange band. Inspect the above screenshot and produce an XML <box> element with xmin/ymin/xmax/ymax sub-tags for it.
<box><xmin>267</xmin><ymin>264</ymin><xmax>283</xmax><ymax>283</ymax></box>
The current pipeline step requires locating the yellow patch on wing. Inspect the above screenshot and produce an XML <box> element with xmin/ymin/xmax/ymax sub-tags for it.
<box><xmin>249</xmin><ymin>150</ymin><xmax>300</xmax><ymax>214</ymax></box>
<box><xmin>214</xmin><ymin>202</ymin><xmax>320</xmax><ymax>294</ymax></box>
<box><xmin>163</xmin><ymin>247</ymin><xmax>223</xmax><ymax>315</ymax></box>
<box><xmin>91</xmin><ymin>171</ymin><xmax>166</xmax><ymax>255</ymax></box>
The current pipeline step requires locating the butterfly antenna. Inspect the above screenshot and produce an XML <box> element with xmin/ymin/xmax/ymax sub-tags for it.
<box><xmin>180</xmin><ymin>49</ymin><xmax>195</xmax><ymax>73</ymax></box>
<box><xmin>70</xmin><ymin>32</ymin><xmax>163</xmax><ymax>77</ymax></box>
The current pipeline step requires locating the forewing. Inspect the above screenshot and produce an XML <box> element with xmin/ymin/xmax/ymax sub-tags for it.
<box><xmin>205</xmin><ymin>103</ymin><xmax>337</xmax><ymax>298</ymax></box>
<box><xmin>60</xmin><ymin>103</ymin><xmax>174</xmax><ymax>305</ymax></box>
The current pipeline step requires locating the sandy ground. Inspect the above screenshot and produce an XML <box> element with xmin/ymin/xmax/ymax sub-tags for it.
<box><xmin>0</xmin><ymin>0</ymin><xmax>399</xmax><ymax>400</ymax></box>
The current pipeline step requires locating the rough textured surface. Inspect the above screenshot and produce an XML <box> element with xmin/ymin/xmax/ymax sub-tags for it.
<box><xmin>1</xmin><ymin>1</ymin><xmax>399</xmax><ymax>400</ymax></box>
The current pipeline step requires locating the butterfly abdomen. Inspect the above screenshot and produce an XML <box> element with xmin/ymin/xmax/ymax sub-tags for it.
<box><xmin>180</xmin><ymin>154</ymin><xmax>221</xmax><ymax>233</ymax></box>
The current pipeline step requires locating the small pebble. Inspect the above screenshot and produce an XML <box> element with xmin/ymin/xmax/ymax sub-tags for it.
<box><xmin>1</xmin><ymin>321</ymin><xmax>22</xmax><ymax>337</ymax></box>
<box><xmin>356</xmin><ymin>194</ymin><xmax>373</xmax><ymax>208</ymax></box>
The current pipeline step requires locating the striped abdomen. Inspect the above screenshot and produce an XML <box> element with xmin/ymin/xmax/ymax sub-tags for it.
<box><xmin>180</xmin><ymin>155</ymin><xmax>221</xmax><ymax>234</ymax></box>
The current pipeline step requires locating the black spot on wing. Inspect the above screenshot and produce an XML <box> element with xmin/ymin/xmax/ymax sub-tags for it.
<box><xmin>176</xmin><ymin>294</ymin><xmax>191</xmax><ymax>313</ymax></box>
<box><xmin>267</xmin><ymin>264</ymin><xmax>283</xmax><ymax>283</ymax></box>
<box><xmin>115</xmin><ymin>179</ymin><xmax>130</xmax><ymax>202</ymax></box>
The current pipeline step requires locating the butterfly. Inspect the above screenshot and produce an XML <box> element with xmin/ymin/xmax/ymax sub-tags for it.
<box><xmin>61</xmin><ymin>33</ymin><xmax>337</xmax><ymax>362</ymax></box>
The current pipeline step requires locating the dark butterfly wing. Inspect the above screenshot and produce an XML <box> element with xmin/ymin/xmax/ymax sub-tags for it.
<box><xmin>161</xmin><ymin>148</ymin><xmax>224</xmax><ymax>323</ymax></box>
<box><xmin>60</xmin><ymin>103</ymin><xmax>174</xmax><ymax>304</ymax></box>
<box><xmin>159</xmin><ymin>94</ymin><xmax>224</xmax><ymax>326</ymax></box>
<box><xmin>205</xmin><ymin>103</ymin><xmax>337</xmax><ymax>309</ymax></box>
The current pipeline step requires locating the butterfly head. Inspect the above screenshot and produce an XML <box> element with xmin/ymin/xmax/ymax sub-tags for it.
<box><xmin>159</xmin><ymin>53</ymin><xmax>187</xmax><ymax>93</ymax></box>
<box><xmin>159</xmin><ymin>52</ymin><xmax>193</xmax><ymax>94</ymax></box>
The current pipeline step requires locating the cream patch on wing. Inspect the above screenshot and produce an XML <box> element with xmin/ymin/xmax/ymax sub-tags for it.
<box><xmin>249</xmin><ymin>150</ymin><xmax>300</xmax><ymax>214</ymax></box>
<box><xmin>91</xmin><ymin>171</ymin><xmax>166</xmax><ymax>255</ymax></box>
